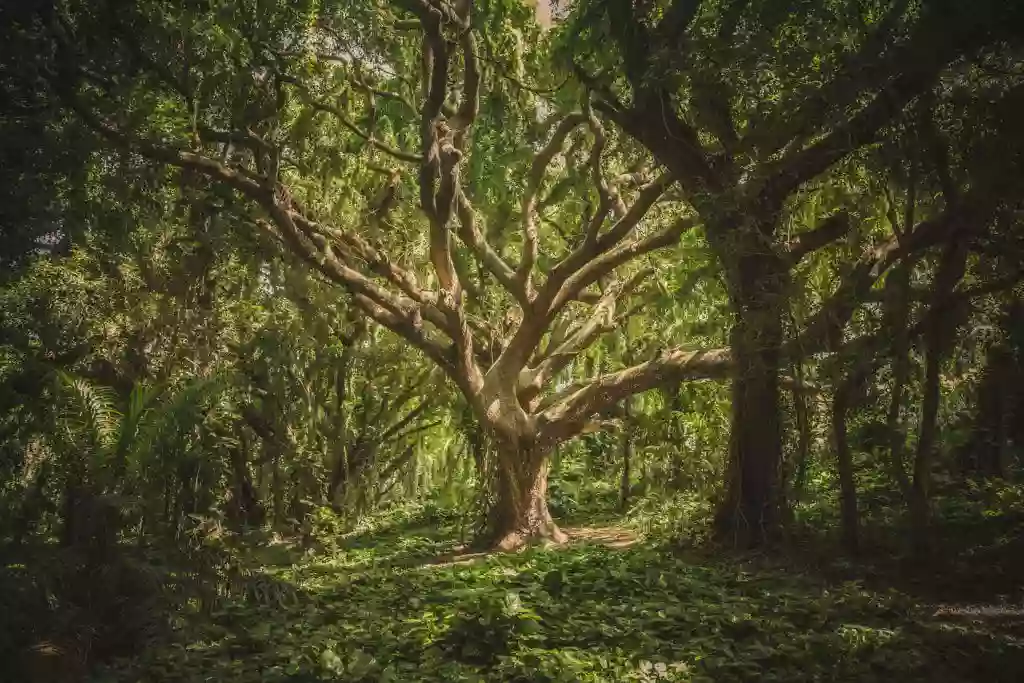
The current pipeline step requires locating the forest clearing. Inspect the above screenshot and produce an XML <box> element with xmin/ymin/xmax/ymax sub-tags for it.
<box><xmin>2</xmin><ymin>0</ymin><xmax>1024</xmax><ymax>680</ymax></box>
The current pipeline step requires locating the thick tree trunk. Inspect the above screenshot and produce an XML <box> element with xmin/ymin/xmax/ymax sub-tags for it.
<box><xmin>711</xmin><ymin>227</ymin><xmax>788</xmax><ymax>547</ymax></box>
<box><xmin>964</xmin><ymin>343</ymin><xmax>1013</xmax><ymax>478</ymax></box>
<box><xmin>714</xmin><ymin>313</ymin><xmax>785</xmax><ymax>547</ymax></box>
<box><xmin>490</xmin><ymin>441</ymin><xmax>567</xmax><ymax>550</ymax></box>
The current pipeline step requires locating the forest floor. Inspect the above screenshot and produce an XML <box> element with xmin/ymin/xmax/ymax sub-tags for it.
<box><xmin>96</xmin><ymin>507</ymin><xmax>1024</xmax><ymax>683</ymax></box>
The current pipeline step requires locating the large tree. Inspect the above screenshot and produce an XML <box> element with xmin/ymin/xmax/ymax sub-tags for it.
<box><xmin>564</xmin><ymin>0</ymin><xmax>1024</xmax><ymax>543</ymax></box>
<box><xmin>34</xmin><ymin>0</ymin><xmax>1024</xmax><ymax>547</ymax></box>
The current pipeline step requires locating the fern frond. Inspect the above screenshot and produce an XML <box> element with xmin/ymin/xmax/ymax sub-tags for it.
<box><xmin>130</xmin><ymin>375</ymin><xmax>229</xmax><ymax>479</ymax></box>
<box><xmin>55</xmin><ymin>371</ymin><xmax>120</xmax><ymax>459</ymax></box>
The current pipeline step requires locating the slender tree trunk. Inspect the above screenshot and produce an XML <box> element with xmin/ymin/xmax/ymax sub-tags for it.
<box><xmin>620</xmin><ymin>400</ymin><xmax>633</xmax><ymax>512</ymax></box>
<box><xmin>832</xmin><ymin>374</ymin><xmax>862</xmax><ymax>554</ymax></box>
<box><xmin>789</xmin><ymin>360</ymin><xmax>812</xmax><ymax>506</ymax></box>
<box><xmin>911</xmin><ymin>238</ymin><xmax>969</xmax><ymax>556</ymax></box>
<box><xmin>60</xmin><ymin>481</ymin><xmax>79</xmax><ymax>547</ymax></box>
<box><xmin>490</xmin><ymin>440</ymin><xmax>567</xmax><ymax>550</ymax></box>
<box><xmin>666</xmin><ymin>386</ymin><xmax>686</xmax><ymax>490</ymax></box>
<box><xmin>327</xmin><ymin>445</ymin><xmax>352</xmax><ymax>509</ymax></box>
<box><xmin>884</xmin><ymin>161</ymin><xmax>916</xmax><ymax>499</ymax></box>
<box><xmin>228</xmin><ymin>437</ymin><xmax>264</xmax><ymax>526</ymax></box>
<box><xmin>910</xmin><ymin>348</ymin><xmax>941</xmax><ymax>556</ymax></box>
<box><xmin>884</xmin><ymin>261</ymin><xmax>913</xmax><ymax>499</ymax></box>
<box><xmin>271</xmin><ymin>443</ymin><xmax>283</xmax><ymax>527</ymax></box>
<box><xmin>714</xmin><ymin>305</ymin><xmax>785</xmax><ymax>547</ymax></box>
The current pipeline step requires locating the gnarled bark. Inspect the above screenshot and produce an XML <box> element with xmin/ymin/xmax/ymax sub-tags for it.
<box><xmin>490</xmin><ymin>441</ymin><xmax>567</xmax><ymax>550</ymax></box>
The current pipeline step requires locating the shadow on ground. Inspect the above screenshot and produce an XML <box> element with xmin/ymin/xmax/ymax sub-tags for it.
<box><xmin>95</xmin><ymin>517</ymin><xmax>1024</xmax><ymax>683</ymax></box>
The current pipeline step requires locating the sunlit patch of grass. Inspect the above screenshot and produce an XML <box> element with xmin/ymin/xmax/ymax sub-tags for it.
<box><xmin>96</xmin><ymin>513</ymin><xmax>1024</xmax><ymax>683</ymax></box>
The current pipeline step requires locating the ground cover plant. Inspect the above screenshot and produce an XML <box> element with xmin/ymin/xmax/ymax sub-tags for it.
<box><xmin>92</xmin><ymin>495</ymin><xmax>1024</xmax><ymax>683</ymax></box>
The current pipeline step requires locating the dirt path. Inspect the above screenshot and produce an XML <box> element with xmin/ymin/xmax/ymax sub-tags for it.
<box><xmin>424</xmin><ymin>524</ymin><xmax>640</xmax><ymax>567</ymax></box>
<box><xmin>565</xmin><ymin>524</ymin><xmax>639</xmax><ymax>549</ymax></box>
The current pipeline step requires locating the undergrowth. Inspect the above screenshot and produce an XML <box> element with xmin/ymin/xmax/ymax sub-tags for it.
<box><xmin>88</xmin><ymin>491</ymin><xmax>1024</xmax><ymax>683</ymax></box>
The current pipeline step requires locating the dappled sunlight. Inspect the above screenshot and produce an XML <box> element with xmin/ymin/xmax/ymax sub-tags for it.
<box><xmin>3</xmin><ymin>0</ymin><xmax>1024</xmax><ymax>680</ymax></box>
<box><xmin>92</xmin><ymin>521</ymin><xmax>1024</xmax><ymax>682</ymax></box>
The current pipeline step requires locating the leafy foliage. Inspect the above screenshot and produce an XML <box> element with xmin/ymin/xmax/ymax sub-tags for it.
<box><xmin>95</xmin><ymin>504</ymin><xmax>1024</xmax><ymax>683</ymax></box>
<box><xmin>2</xmin><ymin>0</ymin><xmax>1024</xmax><ymax>679</ymax></box>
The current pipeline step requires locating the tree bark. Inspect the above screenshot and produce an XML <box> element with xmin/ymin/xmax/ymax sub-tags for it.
<box><xmin>964</xmin><ymin>343</ymin><xmax>1013</xmax><ymax>478</ymax></box>
<box><xmin>911</xmin><ymin>237</ymin><xmax>969</xmax><ymax>556</ymax></box>
<box><xmin>713</xmin><ymin>251</ymin><xmax>786</xmax><ymax>547</ymax></box>
<box><xmin>909</xmin><ymin>350</ymin><xmax>940</xmax><ymax>557</ymax></box>
<box><xmin>620</xmin><ymin>399</ymin><xmax>633</xmax><ymax>512</ymax></box>
<box><xmin>228</xmin><ymin>435</ymin><xmax>265</xmax><ymax>527</ymax></box>
<box><xmin>789</xmin><ymin>359</ymin><xmax>813</xmax><ymax>505</ymax></box>
<box><xmin>832</xmin><ymin>373</ymin><xmax>862</xmax><ymax>554</ymax></box>
<box><xmin>490</xmin><ymin>440</ymin><xmax>567</xmax><ymax>550</ymax></box>
<box><xmin>884</xmin><ymin>260</ymin><xmax>914</xmax><ymax>499</ymax></box>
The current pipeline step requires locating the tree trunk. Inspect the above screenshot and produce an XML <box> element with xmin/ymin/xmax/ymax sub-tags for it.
<box><xmin>620</xmin><ymin>400</ymin><xmax>633</xmax><ymax>512</ymax></box>
<box><xmin>228</xmin><ymin>437</ymin><xmax>265</xmax><ymax>527</ymax></box>
<box><xmin>965</xmin><ymin>343</ymin><xmax>1013</xmax><ymax>479</ymax></box>
<box><xmin>909</xmin><ymin>347</ymin><xmax>940</xmax><ymax>557</ymax></box>
<box><xmin>832</xmin><ymin>374</ymin><xmax>862</xmax><ymax>554</ymax></box>
<box><xmin>789</xmin><ymin>360</ymin><xmax>812</xmax><ymax>505</ymax></box>
<box><xmin>271</xmin><ymin>441</ymin><xmax>283</xmax><ymax>527</ymax></box>
<box><xmin>911</xmin><ymin>237</ymin><xmax>969</xmax><ymax>556</ymax></box>
<box><xmin>714</xmin><ymin>306</ymin><xmax>785</xmax><ymax>547</ymax></box>
<box><xmin>667</xmin><ymin>387</ymin><xmax>685</xmax><ymax>490</ymax></box>
<box><xmin>884</xmin><ymin>260</ymin><xmax>913</xmax><ymax>499</ymax></box>
<box><xmin>490</xmin><ymin>441</ymin><xmax>567</xmax><ymax>550</ymax></box>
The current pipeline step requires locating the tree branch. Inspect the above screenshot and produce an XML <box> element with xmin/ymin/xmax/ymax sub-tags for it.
<box><xmin>516</xmin><ymin>112</ymin><xmax>588</xmax><ymax>293</ymax></box>
<box><xmin>289</xmin><ymin>81</ymin><xmax>423</xmax><ymax>164</ymax></box>
<box><xmin>538</xmin><ymin>346</ymin><xmax>732</xmax><ymax>444</ymax></box>
<box><xmin>785</xmin><ymin>211</ymin><xmax>851</xmax><ymax>265</ymax></box>
<box><xmin>757</xmin><ymin>15</ymin><xmax>985</xmax><ymax>210</ymax></box>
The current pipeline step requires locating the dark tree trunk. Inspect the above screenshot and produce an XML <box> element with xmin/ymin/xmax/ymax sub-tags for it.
<box><xmin>714</xmin><ymin>305</ymin><xmax>785</xmax><ymax>547</ymax></box>
<box><xmin>490</xmin><ymin>441</ymin><xmax>566</xmax><ymax>550</ymax></box>
<box><xmin>911</xmin><ymin>237</ymin><xmax>969</xmax><ymax>556</ymax></box>
<box><xmin>328</xmin><ymin>443</ymin><xmax>374</xmax><ymax>510</ymax></box>
<box><xmin>910</xmin><ymin>348</ymin><xmax>940</xmax><ymax>557</ymax></box>
<box><xmin>228</xmin><ymin>438</ymin><xmax>265</xmax><ymax>526</ymax></box>
<box><xmin>884</xmin><ymin>260</ymin><xmax>913</xmax><ymax>499</ymax></box>
<box><xmin>60</xmin><ymin>482</ymin><xmax>79</xmax><ymax>547</ymax></box>
<box><xmin>789</xmin><ymin>360</ymin><xmax>812</xmax><ymax>505</ymax></box>
<box><xmin>883</xmin><ymin>161</ymin><xmax>916</xmax><ymax>499</ymax></box>
<box><xmin>271</xmin><ymin>442</ymin><xmax>282</xmax><ymax>527</ymax></box>
<box><xmin>709</xmin><ymin>222</ymin><xmax>789</xmax><ymax>547</ymax></box>
<box><xmin>832</xmin><ymin>375</ymin><xmax>862</xmax><ymax>554</ymax></box>
<box><xmin>327</xmin><ymin>447</ymin><xmax>351</xmax><ymax>509</ymax></box>
<box><xmin>178</xmin><ymin>460</ymin><xmax>199</xmax><ymax>531</ymax></box>
<box><xmin>964</xmin><ymin>343</ymin><xmax>1013</xmax><ymax>479</ymax></box>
